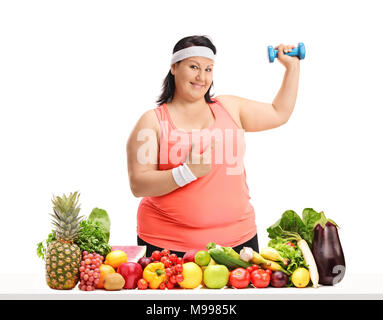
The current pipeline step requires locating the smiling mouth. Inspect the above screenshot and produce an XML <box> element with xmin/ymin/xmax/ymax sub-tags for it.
<box><xmin>190</xmin><ymin>82</ymin><xmax>204</xmax><ymax>88</ymax></box>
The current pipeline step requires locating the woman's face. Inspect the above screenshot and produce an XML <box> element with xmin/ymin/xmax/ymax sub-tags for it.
<box><xmin>171</xmin><ymin>56</ymin><xmax>214</xmax><ymax>100</ymax></box>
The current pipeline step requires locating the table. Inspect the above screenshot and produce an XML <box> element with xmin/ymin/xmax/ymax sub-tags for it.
<box><xmin>1</xmin><ymin>273</ymin><xmax>382</xmax><ymax>300</ymax></box>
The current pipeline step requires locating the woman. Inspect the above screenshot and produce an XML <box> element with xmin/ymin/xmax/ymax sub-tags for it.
<box><xmin>127</xmin><ymin>35</ymin><xmax>300</xmax><ymax>257</ymax></box>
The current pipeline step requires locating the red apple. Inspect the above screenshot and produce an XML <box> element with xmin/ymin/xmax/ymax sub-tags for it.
<box><xmin>117</xmin><ymin>262</ymin><xmax>143</xmax><ymax>289</ymax></box>
<box><xmin>183</xmin><ymin>249</ymin><xmax>200</xmax><ymax>263</ymax></box>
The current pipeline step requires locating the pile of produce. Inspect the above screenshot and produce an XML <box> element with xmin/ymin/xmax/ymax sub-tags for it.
<box><xmin>266</xmin><ymin>208</ymin><xmax>346</xmax><ymax>287</ymax></box>
<box><xmin>37</xmin><ymin>192</ymin><xmax>345</xmax><ymax>290</ymax></box>
<box><xmin>37</xmin><ymin>191</ymin><xmax>113</xmax><ymax>290</ymax></box>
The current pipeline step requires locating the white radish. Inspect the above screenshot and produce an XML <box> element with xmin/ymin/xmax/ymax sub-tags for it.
<box><xmin>297</xmin><ymin>239</ymin><xmax>319</xmax><ymax>288</ymax></box>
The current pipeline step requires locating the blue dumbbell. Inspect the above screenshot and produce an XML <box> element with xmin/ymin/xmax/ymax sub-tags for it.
<box><xmin>268</xmin><ymin>42</ymin><xmax>306</xmax><ymax>63</ymax></box>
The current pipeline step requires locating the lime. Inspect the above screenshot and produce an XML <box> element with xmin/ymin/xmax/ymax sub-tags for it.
<box><xmin>194</xmin><ymin>250</ymin><xmax>211</xmax><ymax>267</ymax></box>
<box><xmin>291</xmin><ymin>267</ymin><xmax>310</xmax><ymax>288</ymax></box>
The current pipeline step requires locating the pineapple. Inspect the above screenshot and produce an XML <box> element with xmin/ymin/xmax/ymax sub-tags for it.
<box><xmin>45</xmin><ymin>191</ymin><xmax>84</xmax><ymax>290</ymax></box>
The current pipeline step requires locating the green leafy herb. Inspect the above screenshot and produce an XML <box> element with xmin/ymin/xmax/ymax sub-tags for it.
<box><xmin>36</xmin><ymin>231</ymin><xmax>56</xmax><ymax>260</ymax></box>
<box><xmin>268</xmin><ymin>237</ymin><xmax>307</xmax><ymax>274</ymax></box>
<box><xmin>75</xmin><ymin>220</ymin><xmax>112</xmax><ymax>257</ymax></box>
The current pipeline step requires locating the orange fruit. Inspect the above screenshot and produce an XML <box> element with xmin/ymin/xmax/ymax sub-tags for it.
<box><xmin>104</xmin><ymin>250</ymin><xmax>128</xmax><ymax>269</ymax></box>
<box><xmin>96</xmin><ymin>264</ymin><xmax>116</xmax><ymax>289</ymax></box>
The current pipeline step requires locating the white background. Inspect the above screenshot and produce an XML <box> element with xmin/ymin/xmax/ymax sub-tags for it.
<box><xmin>1</xmin><ymin>0</ymin><xmax>382</xmax><ymax>277</ymax></box>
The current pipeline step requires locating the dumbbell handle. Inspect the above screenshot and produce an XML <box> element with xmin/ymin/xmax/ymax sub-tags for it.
<box><xmin>268</xmin><ymin>42</ymin><xmax>306</xmax><ymax>63</ymax></box>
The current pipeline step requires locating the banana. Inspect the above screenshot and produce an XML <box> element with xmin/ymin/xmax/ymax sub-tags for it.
<box><xmin>261</xmin><ymin>259</ymin><xmax>290</xmax><ymax>275</ymax></box>
<box><xmin>260</xmin><ymin>247</ymin><xmax>290</xmax><ymax>266</ymax></box>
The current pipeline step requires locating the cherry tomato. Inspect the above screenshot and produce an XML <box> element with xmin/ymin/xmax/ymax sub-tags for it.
<box><xmin>160</xmin><ymin>256</ymin><xmax>169</xmax><ymax>264</ymax></box>
<box><xmin>175</xmin><ymin>274</ymin><xmax>184</xmax><ymax>283</ymax></box>
<box><xmin>165</xmin><ymin>268</ymin><xmax>173</xmax><ymax>277</ymax></box>
<box><xmin>151</xmin><ymin>250</ymin><xmax>161</xmax><ymax>261</ymax></box>
<box><xmin>169</xmin><ymin>254</ymin><xmax>178</xmax><ymax>264</ymax></box>
<box><xmin>176</xmin><ymin>257</ymin><xmax>184</xmax><ymax>265</ymax></box>
<box><xmin>169</xmin><ymin>275</ymin><xmax>177</xmax><ymax>284</ymax></box>
<box><xmin>286</xmin><ymin>242</ymin><xmax>295</xmax><ymax>248</ymax></box>
<box><xmin>164</xmin><ymin>259</ymin><xmax>172</xmax><ymax>268</ymax></box>
<box><xmin>229</xmin><ymin>268</ymin><xmax>251</xmax><ymax>289</ymax></box>
<box><xmin>161</xmin><ymin>249</ymin><xmax>171</xmax><ymax>257</ymax></box>
<box><xmin>251</xmin><ymin>264</ymin><xmax>260</xmax><ymax>271</ymax></box>
<box><xmin>159</xmin><ymin>282</ymin><xmax>166</xmax><ymax>290</ymax></box>
<box><xmin>166</xmin><ymin>281</ymin><xmax>175</xmax><ymax>289</ymax></box>
<box><xmin>175</xmin><ymin>264</ymin><xmax>183</xmax><ymax>273</ymax></box>
<box><xmin>250</xmin><ymin>269</ymin><xmax>271</xmax><ymax>288</ymax></box>
<box><xmin>246</xmin><ymin>266</ymin><xmax>253</xmax><ymax>274</ymax></box>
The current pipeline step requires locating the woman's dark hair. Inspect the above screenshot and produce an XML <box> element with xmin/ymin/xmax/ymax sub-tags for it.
<box><xmin>156</xmin><ymin>35</ymin><xmax>217</xmax><ymax>106</ymax></box>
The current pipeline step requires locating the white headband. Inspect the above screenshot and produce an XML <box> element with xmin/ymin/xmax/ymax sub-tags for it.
<box><xmin>170</xmin><ymin>46</ymin><xmax>215</xmax><ymax>66</ymax></box>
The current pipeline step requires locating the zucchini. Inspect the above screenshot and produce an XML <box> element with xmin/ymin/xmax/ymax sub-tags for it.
<box><xmin>207</xmin><ymin>243</ymin><xmax>252</xmax><ymax>270</ymax></box>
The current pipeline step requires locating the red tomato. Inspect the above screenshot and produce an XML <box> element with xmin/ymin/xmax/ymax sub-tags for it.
<box><xmin>137</xmin><ymin>278</ymin><xmax>148</xmax><ymax>290</ymax></box>
<box><xmin>250</xmin><ymin>269</ymin><xmax>271</xmax><ymax>288</ymax></box>
<box><xmin>229</xmin><ymin>268</ymin><xmax>251</xmax><ymax>289</ymax></box>
<box><xmin>286</xmin><ymin>242</ymin><xmax>295</xmax><ymax>248</ymax></box>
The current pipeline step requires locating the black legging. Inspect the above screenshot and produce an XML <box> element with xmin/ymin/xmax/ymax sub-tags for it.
<box><xmin>137</xmin><ymin>233</ymin><xmax>259</xmax><ymax>258</ymax></box>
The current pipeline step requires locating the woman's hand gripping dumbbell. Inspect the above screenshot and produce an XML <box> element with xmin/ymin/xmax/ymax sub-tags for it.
<box><xmin>268</xmin><ymin>42</ymin><xmax>306</xmax><ymax>63</ymax></box>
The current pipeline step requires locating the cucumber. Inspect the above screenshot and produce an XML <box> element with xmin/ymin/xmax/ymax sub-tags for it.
<box><xmin>208</xmin><ymin>247</ymin><xmax>252</xmax><ymax>270</ymax></box>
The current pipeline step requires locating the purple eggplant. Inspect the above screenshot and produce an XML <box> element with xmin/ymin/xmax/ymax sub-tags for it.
<box><xmin>312</xmin><ymin>212</ymin><xmax>345</xmax><ymax>285</ymax></box>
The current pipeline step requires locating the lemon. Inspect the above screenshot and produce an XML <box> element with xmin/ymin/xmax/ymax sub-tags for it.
<box><xmin>291</xmin><ymin>267</ymin><xmax>310</xmax><ymax>288</ymax></box>
<box><xmin>179</xmin><ymin>262</ymin><xmax>203</xmax><ymax>289</ymax></box>
<box><xmin>104</xmin><ymin>250</ymin><xmax>128</xmax><ymax>269</ymax></box>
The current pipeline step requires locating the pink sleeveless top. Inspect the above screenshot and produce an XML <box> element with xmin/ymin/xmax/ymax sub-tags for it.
<box><xmin>136</xmin><ymin>97</ymin><xmax>257</xmax><ymax>252</ymax></box>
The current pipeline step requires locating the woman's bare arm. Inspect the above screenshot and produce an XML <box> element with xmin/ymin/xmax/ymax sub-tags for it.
<box><xmin>126</xmin><ymin>110</ymin><xmax>180</xmax><ymax>197</ymax></box>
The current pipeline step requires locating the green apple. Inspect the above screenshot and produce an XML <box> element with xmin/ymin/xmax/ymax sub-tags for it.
<box><xmin>203</xmin><ymin>265</ymin><xmax>229</xmax><ymax>289</ymax></box>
